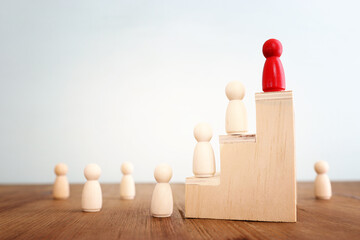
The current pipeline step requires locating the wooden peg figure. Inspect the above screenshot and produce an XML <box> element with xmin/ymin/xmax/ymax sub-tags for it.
<box><xmin>120</xmin><ymin>162</ymin><xmax>135</xmax><ymax>200</ymax></box>
<box><xmin>82</xmin><ymin>164</ymin><xmax>102</xmax><ymax>212</ymax></box>
<box><xmin>53</xmin><ymin>163</ymin><xmax>70</xmax><ymax>200</ymax></box>
<box><xmin>314</xmin><ymin>161</ymin><xmax>332</xmax><ymax>200</ymax></box>
<box><xmin>262</xmin><ymin>39</ymin><xmax>286</xmax><ymax>92</ymax></box>
<box><xmin>193</xmin><ymin>123</ymin><xmax>215</xmax><ymax>177</ymax></box>
<box><xmin>151</xmin><ymin>164</ymin><xmax>173</xmax><ymax>217</ymax></box>
<box><xmin>225</xmin><ymin>81</ymin><xmax>248</xmax><ymax>134</ymax></box>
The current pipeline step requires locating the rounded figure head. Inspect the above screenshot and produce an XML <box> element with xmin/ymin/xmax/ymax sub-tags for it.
<box><xmin>154</xmin><ymin>164</ymin><xmax>172</xmax><ymax>183</ymax></box>
<box><xmin>263</xmin><ymin>39</ymin><xmax>283</xmax><ymax>58</ymax></box>
<box><xmin>121</xmin><ymin>162</ymin><xmax>134</xmax><ymax>175</ymax></box>
<box><xmin>225</xmin><ymin>81</ymin><xmax>245</xmax><ymax>101</ymax></box>
<box><xmin>194</xmin><ymin>122</ymin><xmax>213</xmax><ymax>142</ymax></box>
<box><xmin>84</xmin><ymin>163</ymin><xmax>101</xmax><ymax>180</ymax></box>
<box><xmin>54</xmin><ymin>163</ymin><xmax>68</xmax><ymax>176</ymax></box>
<box><xmin>314</xmin><ymin>160</ymin><xmax>329</xmax><ymax>174</ymax></box>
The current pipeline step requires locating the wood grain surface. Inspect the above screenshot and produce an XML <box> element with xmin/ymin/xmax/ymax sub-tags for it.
<box><xmin>0</xmin><ymin>182</ymin><xmax>359</xmax><ymax>240</ymax></box>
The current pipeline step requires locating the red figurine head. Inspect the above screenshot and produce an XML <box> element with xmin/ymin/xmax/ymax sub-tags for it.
<box><xmin>263</xmin><ymin>39</ymin><xmax>283</xmax><ymax>58</ymax></box>
<box><xmin>262</xmin><ymin>39</ymin><xmax>286</xmax><ymax>92</ymax></box>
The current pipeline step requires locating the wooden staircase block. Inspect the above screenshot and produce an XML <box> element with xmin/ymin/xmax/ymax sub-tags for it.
<box><xmin>185</xmin><ymin>91</ymin><xmax>296</xmax><ymax>222</ymax></box>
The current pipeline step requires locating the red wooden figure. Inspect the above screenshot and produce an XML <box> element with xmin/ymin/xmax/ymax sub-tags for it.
<box><xmin>262</xmin><ymin>39</ymin><xmax>285</xmax><ymax>92</ymax></box>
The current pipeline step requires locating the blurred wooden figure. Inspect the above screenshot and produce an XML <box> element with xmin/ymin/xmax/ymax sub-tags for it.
<box><xmin>82</xmin><ymin>164</ymin><xmax>102</xmax><ymax>212</ymax></box>
<box><xmin>193</xmin><ymin>123</ymin><xmax>215</xmax><ymax>177</ymax></box>
<box><xmin>151</xmin><ymin>164</ymin><xmax>173</xmax><ymax>217</ymax></box>
<box><xmin>314</xmin><ymin>161</ymin><xmax>332</xmax><ymax>200</ymax></box>
<box><xmin>120</xmin><ymin>162</ymin><xmax>135</xmax><ymax>200</ymax></box>
<box><xmin>225</xmin><ymin>81</ymin><xmax>248</xmax><ymax>134</ymax></box>
<box><xmin>53</xmin><ymin>163</ymin><xmax>70</xmax><ymax>200</ymax></box>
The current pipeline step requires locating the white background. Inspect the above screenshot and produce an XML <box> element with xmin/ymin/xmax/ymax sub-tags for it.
<box><xmin>0</xmin><ymin>0</ymin><xmax>359</xmax><ymax>183</ymax></box>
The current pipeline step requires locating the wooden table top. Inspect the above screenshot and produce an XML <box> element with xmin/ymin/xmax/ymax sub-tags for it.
<box><xmin>0</xmin><ymin>182</ymin><xmax>359</xmax><ymax>240</ymax></box>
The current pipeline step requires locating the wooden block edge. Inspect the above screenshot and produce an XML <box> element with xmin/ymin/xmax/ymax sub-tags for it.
<box><xmin>185</xmin><ymin>173</ymin><xmax>220</xmax><ymax>186</ymax></box>
<box><xmin>219</xmin><ymin>134</ymin><xmax>256</xmax><ymax>144</ymax></box>
<box><xmin>255</xmin><ymin>90</ymin><xmax>293</xmax><ymax>101</ymax></box>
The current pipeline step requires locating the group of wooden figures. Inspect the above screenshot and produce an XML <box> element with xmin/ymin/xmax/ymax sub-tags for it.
<box><xmin>52</xmin><ymin>38</ymin><xmax>332</xmax><ymax>220</ymax></box>
<box><xmin>53</xmin><ymin>154</ymin><xmax>331</xmax><ymax>220</ymax></box>
<box><xmin>192</xmin><ymin>80</ymin><xmax>248</xmax><ymax>178</ymax></box>
<box><xmin>191</xmin><ymin>39</ymin><xmax>331</xmax><ymax>201</ymax></box>
<box><xmin>53</xmin><ymin>162</ymin><xmax>174</xmax><ymax>217</ymax></box>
